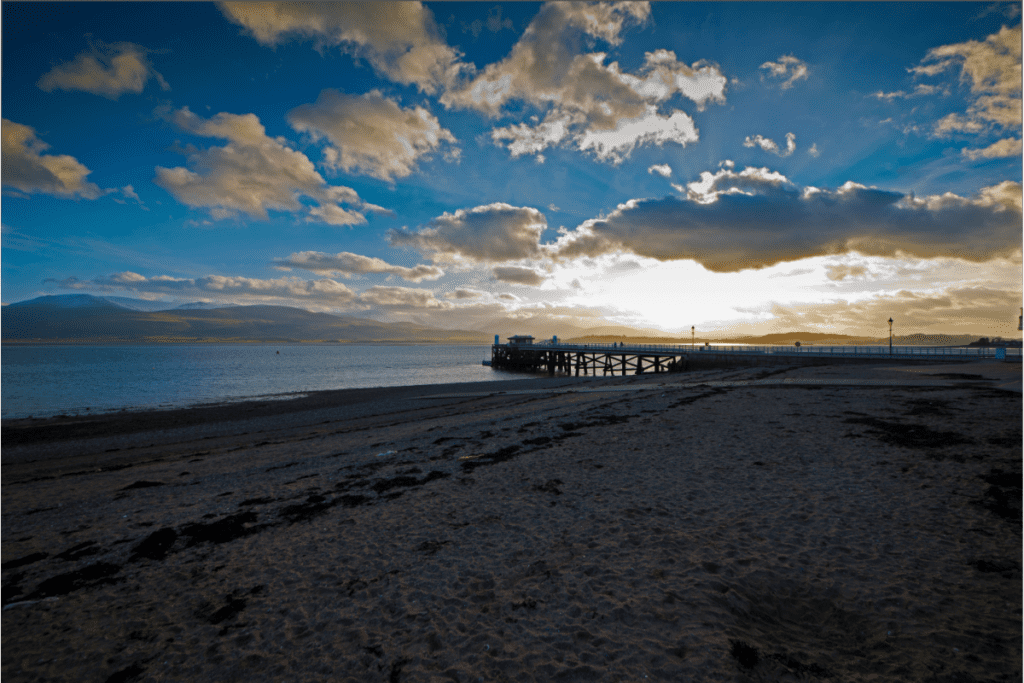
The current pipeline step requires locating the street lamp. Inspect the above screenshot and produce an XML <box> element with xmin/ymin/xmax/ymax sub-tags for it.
<box><xmin>691</xmin><ymin>325</ymin><xmax>695</xmax><ymax>350</ymax></box>
<box><xmin>888</xmin><ymin>317</ymin><xmax>893</xmax><ymax>354</ymax></box>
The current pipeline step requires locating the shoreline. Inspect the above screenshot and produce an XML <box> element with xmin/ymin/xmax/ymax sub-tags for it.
<box><xmin>2</xmin><ymin>344</ymin><xmax>505</xmax><ymax>423</ymax></box>
<box><xmin>3</xmin><ymin>361</ymin><xmax>1020</xmax><ymax>681</ymax></box>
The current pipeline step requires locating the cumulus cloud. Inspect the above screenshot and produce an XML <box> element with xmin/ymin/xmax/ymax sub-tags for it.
<box><xmin>275</xmin><ymin>250</ymin><xmax>443</xmax><ymax>282</ymax></box>
<box><xmin>153</xmin><ymin>107</ymin><xmax>389</xmax><ymax>225</ymax></box>
<box><xmin>219</xmin><ymin>1</ymin><xmax>462</xmax><ymax>93</ymax></box>
<box><xmin>553</xmin><ymin>165</ymin><xmax>1022</xmax><ymax>272</ymax></box>
<box><xmin>388</xmin><ymin>202</ymin><xmax>547</xmax><ymax>263</ymax></box>
<box><xmin>287</xmin><ymin>89</ymin><xmax>457</xmax><ymax>181</ymax></box>
<box><xmin>492</xmin><ymin>266</ymin><xmax>546</xmax><ymax>286</ymax></box>
<box><xmin>2</xmin><ymin>119</ymin><xmax>106</xmax><ymax>199</ymax></box>
<box><xmin>962</xmin><ymin>136</ymin><xmax>1023</xmax><ymax>159</ymax></box>
<box><xmin>648</xmin><ymin>163</ymin><xmax>672</xmax><ymax>178</ymax></box>
<box><xmin>808</xmin><ymin>143</ymin><xmax>820</xmax><ymax>158</ymax></box>
<box><xmin>37</xmin><ymin>41</ymin><xmax>169</xmax><ymax>99</ymax></box>
<box><xmin>759</xmin><ymin>55</ymin><xmax>809</xmax><ymax>90</ymax></box>
<box><xmin>443</xmin><ymin>3</ymin><xmax>723</xmax><ymax>162</ymax></box>
<box><xmin>52</xmin><ymin>271</ymin><xmax>360</xmax><ymax>304</ymax></box>
<box><xmin>743</xmin><ymin>132</ymin><xmax>796</xmax><ymax>157</ymax></box>
<box><xmin>912</xmin><ymin>24</ymin><xmax>1021</xmax><ymax>136</ymax></box>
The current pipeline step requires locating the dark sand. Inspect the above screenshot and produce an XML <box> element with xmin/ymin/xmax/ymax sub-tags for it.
<box><xmin>2</xmin><ymin>362</ymin><xmax>1020</xmax><ymax>682</ymax></box>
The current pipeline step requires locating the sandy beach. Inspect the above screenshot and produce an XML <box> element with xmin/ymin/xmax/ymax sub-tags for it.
<box><xmin>2</xmin><ymin>361</ymin><xmax>1020</xmax><ymax>682</ymax></box>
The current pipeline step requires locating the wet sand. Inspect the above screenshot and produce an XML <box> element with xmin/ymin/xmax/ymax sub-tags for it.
<box><xmin>2</xmin><ymin>362</ymin><xmax>1020</xmax><ymax>682</ymax></box>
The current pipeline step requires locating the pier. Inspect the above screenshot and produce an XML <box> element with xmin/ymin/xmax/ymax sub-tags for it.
<box><xmin>489</xmin><ymin>336</ymin><xmax>1022</xmax><ymax>376</ymax></box>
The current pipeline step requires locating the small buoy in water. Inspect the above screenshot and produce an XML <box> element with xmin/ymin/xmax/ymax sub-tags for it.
<box><xmin>276</xmin><ymin>351</ymin><xmax>280</xmax><ymax>354</ymax></box>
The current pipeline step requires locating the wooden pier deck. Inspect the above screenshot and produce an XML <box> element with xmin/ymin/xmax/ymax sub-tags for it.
<box><xmin>489</xmin><ymin>339</ymin><xmax>1021</xmax><ymax>376</ymax></box>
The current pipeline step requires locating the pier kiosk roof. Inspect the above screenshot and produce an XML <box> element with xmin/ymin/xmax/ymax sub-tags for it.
<box><xmin>508</xmin><ymin>335</ymin><xmax>535</xmax><ymax>345</ymax></box>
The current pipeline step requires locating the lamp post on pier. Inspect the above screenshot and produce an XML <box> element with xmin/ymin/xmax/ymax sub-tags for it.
<box><xmin>691</xmin><ymin>325</ymin><xmax>695</xmax><ymax>350</ymax></box>
<box><xmin>888</xmin><ymin>317</ymin><xmax>893</xmax><ymax>355</ymax></box>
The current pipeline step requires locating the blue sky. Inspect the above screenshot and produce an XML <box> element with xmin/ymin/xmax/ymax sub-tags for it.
<box><xmin>3</xmin><ymin>2</ymin><xmax>1021</xmax><ymax>337</ymax></box>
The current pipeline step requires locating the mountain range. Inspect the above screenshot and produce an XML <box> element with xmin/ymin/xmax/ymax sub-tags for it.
<box><xmin>1</xmin><ymin>295</ymin><xmax>987</xmax><ymax>346</ymax></box>
<box><xmin>1</xmin><ymin>295</ymin><xmax>488</xmax><ymax>344</ymax></box>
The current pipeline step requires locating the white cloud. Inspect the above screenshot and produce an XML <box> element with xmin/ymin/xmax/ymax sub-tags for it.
<box><xmin>576</xmin><ymin>106</ymin><xmax>699</xmax><ymax>164</ymax></box>
<box><xmin>219</xmin><ymin>1</ymin><xmax>463</xmax><ymax>93</ymax></box>
<box><xmin>287</xmin><ymin>89</ymin><xmax>457</xmax><ymax>181</ymax></box>
<box><xmin>912</xmin><ymin>24</ymin><xmax>1022</xmax><ymax>136</ymax></box>
<box><xmin>615</xmin><ymin>49</ymin><xmax>728</xmax><ymax>110</ymax></box>
<box><xmin>554</xmin><ymin>166</ymin><xmax>1022</xmax><ymax>271</ymax></box>
<box><xmin>388</xmin><ymin>202</ymin><xmax>547</xmax><ymax>263</ymax></box>
<box><xmin>442</xmin><ymin>2</ymin><xmax>722</xmax><ymax>162</ymax></box>
<box><xmin>870</xmin><ymin>84</ymin><xmax>942</xmax><ymax>100</ymax></box>
<box><xmin>492</xmin><ymin>266</ymin><xmax>546</xmax><ymax>286</ymax></box>
<box><xmin>275</xmin><ymin>251</ymin><xmax>444</xmax><ymax>282</ymax></box>
<box><xmin>153</xmin><ymin>107</ymin><xmax>389</xmax><ymax>225</ymax></box>
<box><xmin>742</xmin><ymin>132</ymin><xmax>796</xmax><ymax>157</ymax></box>
<box><xmin>759</xmin><ymin>55</ymin><xmax>809</xmax><ymax>90</ymax></box>
<box><xmin>2</xmin><ymin>119</ymin><xmax>106</xmax><ymax>199</ymax></box>
<box><xmin>962</xmin><ymin>136</ymin><xmax>1023</xmax><ymax>159</ymax></box>
<box><xmin>490</xmin><ymin>111</ymin><xmax>574</xmax><ymax>159</ymax></box>
<box><xmin>36</xmin><ymin>41</ymin><xmax>169</xmax><ymax>99</ymax></box>
<box><xmin>648</xmin><ymin>163</ymin><xmax>672</xmax><ymax>178</ymax></box>
<box><xmin>808</xmin><ymin>143</ymin><xmax>820</xmax><ymax>158</ymax></box>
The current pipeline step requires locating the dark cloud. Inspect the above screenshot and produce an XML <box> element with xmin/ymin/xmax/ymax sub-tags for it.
<box><xmin>555</xmin><ymin>167</ymin><xmax>1022</xmax><ymax>272</ymax></box>
<box><xmin>445</xmin><ymin>289</ymin><xmax>484</xmax><ymax>300</ymax></box>
<box><xmin>492</xmin><ymin>265</ymin><xmax>546</xmax><ymax>286</ymax></box>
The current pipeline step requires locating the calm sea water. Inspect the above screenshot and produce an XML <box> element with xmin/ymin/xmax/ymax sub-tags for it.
<box><xmin>1</xmin><ymin>344</ymin><xmax>528</xmax><ymax>419</ymax></box>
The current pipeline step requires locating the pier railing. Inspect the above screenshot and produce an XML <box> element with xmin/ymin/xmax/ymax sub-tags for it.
<box><xmin>514</xmin><ymin>341</ymin><xmax>1021</xmax><ymax>360</ymax></box>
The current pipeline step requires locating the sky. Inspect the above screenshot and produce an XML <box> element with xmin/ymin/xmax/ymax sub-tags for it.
<box><xmin>2</xmin><ymin>1</ymin><xmax>1022</xmax><ymax>338</ymax></box>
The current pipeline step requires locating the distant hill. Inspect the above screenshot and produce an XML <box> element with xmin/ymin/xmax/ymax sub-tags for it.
<box><xmin>6</xmin><ymin>294</ymin><xmax>240</xmax><ymax>313</ymax></box>
<box><xmin>566</xmin><ymin>331</ymin><xmax>989</xmax><ymax>346</ymax></box>
<box><xmin>2</xmin><ymin>295</ymin><xmax>1002</xmax><ymax>346</ymax></box>
<box><xmin>173</xmin><ymin>301</ymin><xmax>240</xmax><ymax>310</ymax></box>
<box><xmin>2</xmin><ymin>294</ymin><xmax>488</xmax><ymax>344</ymax></box>
<box><xmin>482</xmin><ymin>316</ymin><xmax>667</xmax><ymax>341</ymax></box>
<box><xmin>6</xmin><ymin>294</ymin><xmax>129</xmax><ymax>311</ymax></box>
